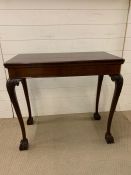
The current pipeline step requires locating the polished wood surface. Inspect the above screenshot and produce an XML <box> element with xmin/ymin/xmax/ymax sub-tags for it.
<box><xmin>5</xmin><ymin>52</ymin><xmax>124</xmax><ymax>66</ymax></box>
<box><xmin>4</xmin><ymin>52</ymin><xmax>125</xmax><ymax>150</ymax></box>
<box><xmin>4</xmin><ymin>52</ymin><xmax>124</xmax><ymax>79</ymax></box>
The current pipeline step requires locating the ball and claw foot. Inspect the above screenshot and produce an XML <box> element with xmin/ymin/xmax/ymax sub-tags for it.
<box><xmin>27</xmin><ymin>117</ymin><xmax>34</xmax><ymax>125</ymax></box>
<box><xmin>19</xmin><ymin>138</ymin><xmax>29</xmax><ymax>151</ymax></box>
<box><xmin>105</xmin><ymin>133</ymin><xmax>114</xmax><ymax>144</ymax></box>
<box><xmin>93</xmin><ymin>112</ymin><xmax>101</xmax><ymax>120</ymax></box>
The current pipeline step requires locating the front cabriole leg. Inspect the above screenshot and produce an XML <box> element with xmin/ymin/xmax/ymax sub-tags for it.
<box><xmin>6</xmin><ymin>79</ymin><xmax>29</xmax><ymax>150</ymax></box>
<box><xmin>105</xmin><ymin>74</ymin><xmax>123</xmax><ymax>144</ymax></box>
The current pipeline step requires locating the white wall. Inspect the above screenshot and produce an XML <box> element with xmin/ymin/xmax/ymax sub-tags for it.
<box><xmin>122</xmin><ymin>0</ymin><xmax>131</xmax><ymax>110</ymax></box>
<box><xmin>0</xmin><ymin>46</ymin><xmax>13</xmax><ymax>117</ymax></box>
<box><xmin>0</xmin><ymin>0</ymin><xmax>130</xmax><ymax>118</ymax></box>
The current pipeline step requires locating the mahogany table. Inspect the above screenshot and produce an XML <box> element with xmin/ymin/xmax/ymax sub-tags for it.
<box><xmin>4</xmin><ymin>52</ymin><xmax>125</xmax><ymax>151</ymax></box>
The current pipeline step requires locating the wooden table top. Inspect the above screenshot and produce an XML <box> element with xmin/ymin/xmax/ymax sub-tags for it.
<box><xmin>4</xmin><ymin>52</ymin><xmax>124</xmax><ymax>68</ymax></box>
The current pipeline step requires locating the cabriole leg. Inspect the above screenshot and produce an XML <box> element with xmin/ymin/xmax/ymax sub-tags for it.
<box><xmin>6</xmin><ymin>79</ymin><xmax>29</xmax><ymax>150</ymax></box>
<box><xmin>21</xmin><ymin>78</ymin><xmax>33</xmax><ymax>125</ymax></box>
<box><xmin>94</xmin><ymin>75</ymin><xmax>104</xmax><ymax>120</ymax></box>
<box><xmin>105</xmin><ymin>74</ymin><xmax>123</xmax><ymax>144</ymax></box>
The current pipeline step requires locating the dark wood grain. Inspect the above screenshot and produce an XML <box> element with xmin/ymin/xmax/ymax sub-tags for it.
<box><xmin>4</xmin><ymin>52</ymin><xmax>124</xmax><ymax>67</ymax></box>
<box><xmin>4</xmin><ymin>52</ymin><xmax>125</xmax><ymax>150</ymax></box>
<box><xmin>4</xmin><ymin>52</ymin><xmax>125</xmax><ymax>79</ymax></box>
<box><xmin>7</xmin><ymin>63</ymin><xmax>122</xmax><ymax>79</ymax></box>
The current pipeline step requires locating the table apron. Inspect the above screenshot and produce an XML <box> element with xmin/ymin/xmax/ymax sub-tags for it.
<box><xmin>8</xmin><ymin>64</ymin><xmax>121</xmax><ymax>78</ymax></box>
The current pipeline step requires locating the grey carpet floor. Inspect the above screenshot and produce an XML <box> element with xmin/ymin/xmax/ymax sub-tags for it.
<box><xmin>0</xmin><ymin>111</ymin><xmax>131</xmax><ymax>175</ymax></box>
